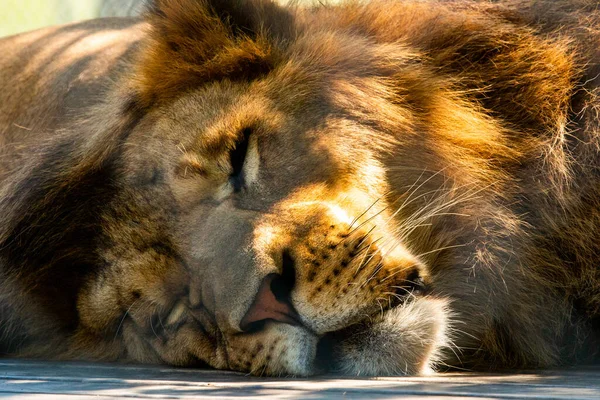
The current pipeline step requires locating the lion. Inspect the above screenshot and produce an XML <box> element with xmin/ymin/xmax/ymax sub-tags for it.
<box><xmin>0</xmin><ymin>0</ymin><xmax>599</xmax><ymax>377</ymax></box>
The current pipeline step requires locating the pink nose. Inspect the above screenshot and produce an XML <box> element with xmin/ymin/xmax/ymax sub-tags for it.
<box><xmin>240</xmin><ymin>274</ymin><xmax>301</xmax><ymax>331</ymax></box>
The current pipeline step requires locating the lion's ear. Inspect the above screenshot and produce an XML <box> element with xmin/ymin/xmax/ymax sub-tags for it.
<box><xmin>133</xmin><ymin>0</ymin><xmax>293</xmax><ymax>109</ymax></box>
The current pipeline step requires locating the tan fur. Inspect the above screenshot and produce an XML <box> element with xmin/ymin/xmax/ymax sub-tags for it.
<box><xmin>0</xmin><ymin>0</ymin><xmax>599</xmax><ymax>376</ymax></box>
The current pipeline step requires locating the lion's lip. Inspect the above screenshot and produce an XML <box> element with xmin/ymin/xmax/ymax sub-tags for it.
<box><xmin>240</xmin><ymin>313</ymin><xmax>304</xmax><ymax>334</ymax></box>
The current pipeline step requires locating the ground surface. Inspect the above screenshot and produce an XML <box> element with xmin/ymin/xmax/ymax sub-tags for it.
<box><xmin>0</xmin><ymin>359</ymin><xmax>598</xmax><ymax>399</ymax></box>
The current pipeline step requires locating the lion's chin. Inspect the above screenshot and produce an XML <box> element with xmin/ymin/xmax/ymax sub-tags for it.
<box><xmin>315</xmin><ymin>297</ymin><xmax>449</xmax><ymax>376</ymax></box>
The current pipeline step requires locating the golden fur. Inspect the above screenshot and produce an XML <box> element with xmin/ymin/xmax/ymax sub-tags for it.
<box><xmin>0</xmin><ymin>0</ymin><xmax>599</xmax><ymax>375</ymax></box>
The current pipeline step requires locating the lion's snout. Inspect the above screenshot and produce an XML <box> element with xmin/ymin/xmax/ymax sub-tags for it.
<box><xmin>246</xmin><ymin>196</ymin><xmax>427</xmax><ymax>335</ymax></box>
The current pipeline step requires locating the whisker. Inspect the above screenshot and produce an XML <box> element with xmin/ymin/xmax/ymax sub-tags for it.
<box><xmin>398</xmin><ymin>168</ymin><xmax>449</xmax><ymax>213</ymax></box>
<box><xmin>395</xmin><ymin>182</ymin><xmax>491</xmax><ymax>241</ymax></box>
<box><xmin>349</xmin><ymin>194</ymin><xmax>385</xmax><ymax>230</ymax></box>
<box><xmin>353</xmin><ymin>241</ymin><xmax>374</xmax><ymax>277</ymax></box>
<box><xmin>149</xmin><ymin>312</ymin><xmax>161</xmax><ymax>341</ymax></box>
<box><xmin>114</xmin><ymin>300</ymin><xmax>138</xmax><ymax>341</ymax></box>
<box><xmin>362</xmin><ymin>259</ymin><xmax>384</xmax><ymax>288</ymax></box>
<box><xmin>380</xmin><ymin>290</ymin><xmax>416</xmax><ymax>304</ymax></box>
<box><xmin>346</xmin><ymin>224</ymin><xmax>378</xmax><ymax>256</ymax></box>
<box><xmin>347</xmin><ymin>207</ymin><xmax>388</xmax><ymax>238</ymax></box>
<box><xmin>444</xmin><ymin>338</ymin><xmax>466</xmax><ymax>365</ymax></box>
<box><xmin>376</xmin><ymin>263</ymin><xmax>418</xmax><ymax>283</ymax></box>
<box><xmin>157</xmin><ymin>309</ymin><xmax>166</xmax><ymax>332</ymax></box>
<box><xmin>398</xmin><ymin>182</ymin><xmax>477</xmax><ymax>228</ymax></box>
<box><xmin>375</xmin><ymin>297</ymin><xmax>385</xmax><ymax>318</ymax></box>
<box><xmin>413</xmin><ymin>242</ymin><xmax>471</xmax><ymax>260</ymax></box>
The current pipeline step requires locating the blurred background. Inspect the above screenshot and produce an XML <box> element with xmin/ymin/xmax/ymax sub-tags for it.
<box><xmin>1</xmin><ymin>0</ymin><xmax>144</xmax><ymax>37</ymax></box>
<box><xmin>1</xmin><ymin>0</ymin><xmax>327</xmax><ymax>38</ymax></box>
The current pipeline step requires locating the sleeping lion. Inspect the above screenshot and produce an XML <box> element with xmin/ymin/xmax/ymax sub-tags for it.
<box><xmin>0</xmin><ymin>0</ymin><xmax>599</xmax><ymax>376</ymax></box>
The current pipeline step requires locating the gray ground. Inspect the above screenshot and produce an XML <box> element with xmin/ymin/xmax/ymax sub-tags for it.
<box><xmin>1</xmin><ymin>360</ymin><xmax>599</xmax><ymax>399</ymax></box>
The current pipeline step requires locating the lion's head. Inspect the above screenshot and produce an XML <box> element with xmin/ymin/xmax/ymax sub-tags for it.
<box><xmin>75</xmin><ymin>0</ymin><xmax>456</xmax><ymax>376</ymax></box>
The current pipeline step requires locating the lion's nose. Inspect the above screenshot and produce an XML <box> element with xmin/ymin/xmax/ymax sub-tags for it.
<box><xmin>240</xmin><ymin>250</ymin><xmax>301</xmax><ymax>331</ymax></box>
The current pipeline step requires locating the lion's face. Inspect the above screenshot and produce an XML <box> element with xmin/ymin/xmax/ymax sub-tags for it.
<box><xmin>75</xmin><ymin>0</ymin><xmax>450</xmax><ymax>376</ymax></box>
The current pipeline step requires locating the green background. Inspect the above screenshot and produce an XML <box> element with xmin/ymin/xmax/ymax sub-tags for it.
<box><xmin>0</xmin><ymin>0</ymin><xmax>330</xmax><ymax>38</ymax></box>
<box><xmin>0</xmin><ymin>0</ymin><xmax>106</xmax><ymax>37</ymax></box>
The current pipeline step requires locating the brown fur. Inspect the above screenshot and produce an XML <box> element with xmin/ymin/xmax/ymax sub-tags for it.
<box><xmin>0</xmin><ymin>0</ymin><xmax>599</xmax><ymax>376</ymax></box>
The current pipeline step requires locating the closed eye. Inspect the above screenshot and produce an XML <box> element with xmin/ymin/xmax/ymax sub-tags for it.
<box><xmin>229</xmin><ymin>128</ymin><xmax>252</xmax><ymax>192</ymax></box>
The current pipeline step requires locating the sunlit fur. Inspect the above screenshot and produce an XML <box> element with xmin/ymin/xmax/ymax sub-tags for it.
<box><xmin>0</xmin><ymin>0</ymin><xmax>599</xmax><ymax>376</ymax></box>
